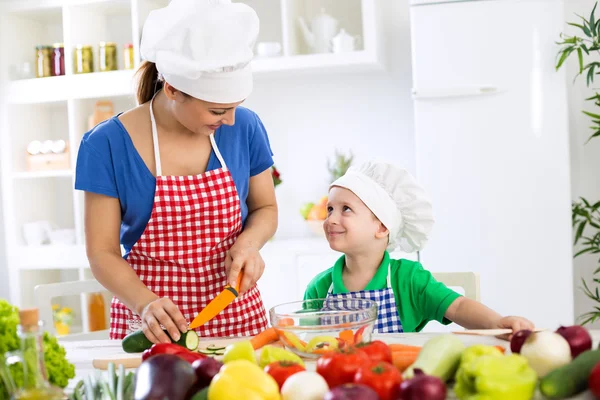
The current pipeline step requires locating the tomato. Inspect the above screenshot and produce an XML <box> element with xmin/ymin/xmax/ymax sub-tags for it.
<box><xmin>316</xmin><ymin>347</ymin><xmax>370</xmax><ymax>388</ymax></box>
<box><xmin>354</xmin><ymin>361</ymin><xmax>402</xmax><ymax>400</ymax></box>
<box><xmin>356</xmin><ymin>340</ymin><xmax>393</xmax><ymax>363</ymax></box>
<box><xmin>264</xmin><ymin>360</ymin><xmax>306</xmax><ymax>389</ymax></box>
<box><xmin>589</xmin><ymin>361</ymin><xmax>600</xmax><ymax>398</ymax></box>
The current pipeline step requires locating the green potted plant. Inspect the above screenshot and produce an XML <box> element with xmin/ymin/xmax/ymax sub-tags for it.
<box><xmin>557</xmin><ymin>2</ymin><xmax>600</xmax><ymax>324</ymax></box>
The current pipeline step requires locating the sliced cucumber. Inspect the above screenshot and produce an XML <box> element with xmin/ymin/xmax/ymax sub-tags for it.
<box><xmin>177</xmin><ymin>330</ymin><xmax>199</xmax><ymax>351</ymax></box>
<box><xmin>198</xmin><ymin>349</ymin><xmax>216</xmax><ymax>355</ymax></box>
<box><xmin>207</xmin><ymin>344</ymin><xmax>226</xmax><ymax>351</ymax></box>
<box><xmin>213</xmin><ymin>350</ymin><xmax>225</xmax><ymax>356</ymax></box>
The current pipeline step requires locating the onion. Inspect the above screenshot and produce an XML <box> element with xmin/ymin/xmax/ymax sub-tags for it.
<box><xmin>556</xmin><ymin>325</ymin><xmax>592</xmax><ymax>359</ymax></box>
<box><xmin>520</xmin><ymin>331</ymin><xmax>572</xmax><ymax>377</ymax></box>
<box><xmin>510</xmin><ymin>329</ymin><xmax>532</xmax><ymax>354</ymax></box>
<box><xmin>397</xmin><ymin>369</ymin><xmax>447</xmax><ymax>400</ymax></box>
<box><xmin>281</xmin><ymin>371</ymin><xmax>329</xmax><ymax>400</ymax></box>
<box><xmin>324</xmin><ymin>384</ymin><xmax>379</xmax><ymax>400</ymax></box>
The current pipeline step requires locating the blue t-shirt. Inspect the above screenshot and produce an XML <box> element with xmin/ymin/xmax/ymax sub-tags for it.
<box><xmin>74</xmin><ymin>106</ymin><xmax>274</xmax><ymax>258</ymax></box>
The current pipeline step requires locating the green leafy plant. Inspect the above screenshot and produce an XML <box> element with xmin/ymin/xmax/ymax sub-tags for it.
<box><xmin>557</xmin><ymin>2</ymin><xmax>600</xmax><ymax>324</ymax></box>
<box><xmin>327</xmin><ymin>149</ymin><xmax>354</xmax><ymax>184</ymax></box>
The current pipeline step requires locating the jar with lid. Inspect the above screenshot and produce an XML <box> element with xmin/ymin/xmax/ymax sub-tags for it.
<box><xmin>124</xmin><ymin>43</ymin><xmax>134</xmax><ymax>70</ymax></box>
<box><xmin>74</xmin><ymin>45</ymin><xmax>94</xmax><ymax>74</ymax></box>
<box><xmin>51</xmin><ymin>43</ymin><xmax>64</xmax><ymax>76</ymax></box>
<box><xmin>35</xmin><ymin>45</ymin><xmax>52</xmax><ymax>78</ymax></box>
<box><xmin>99</xmin><ymin>42</ymin><xmax>118</xmax><ymax>72</ymax></box>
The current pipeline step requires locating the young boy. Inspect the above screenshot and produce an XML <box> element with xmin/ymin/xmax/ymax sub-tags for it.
<box><xmin>304</xmin><ymin>161</ymin><xmax>534</xmax><ymax>335</ymax></box>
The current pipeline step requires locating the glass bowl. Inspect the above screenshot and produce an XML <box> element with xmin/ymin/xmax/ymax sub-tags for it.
<box><xmin>269</xmin><ymin>298</ymin><xmax>378</xmax><ymax>359</ymax></box>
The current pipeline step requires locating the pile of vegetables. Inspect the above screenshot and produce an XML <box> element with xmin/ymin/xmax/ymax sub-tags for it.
<box><xmin>108</xmin><ymin>322</ymin><xmax>600</xmax><ymax>399</ymax></box>
<box><xmin>0</xmin><ymin>299</ymin><xmax>75</xmax><ymax>398</ymax></box>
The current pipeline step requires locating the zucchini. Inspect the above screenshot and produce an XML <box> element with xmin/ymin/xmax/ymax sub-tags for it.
<box><xmin>122</xmin><ymin>329</ymin><xmax>199</xmax><ymax>353</ymax></box>
<box><xmin>402</xmin><ymin>334</ymin><xmax>466</xmax><ymax>382</ymax></box>
<box><xmin>540</xmin><ymin>349</ymin><xmax>600</xmax><ymax>399</ymax></box>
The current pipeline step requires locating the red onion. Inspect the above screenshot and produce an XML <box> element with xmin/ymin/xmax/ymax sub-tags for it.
<box><xmin>510</xmin><ymin>329</ymin><xmax>532</xmax><ymax>354</ymax></box>
<box><xmin>556</xmin><ymin>325</ymin><xmax>592</xmax><ymax>358</ymax></box>
<box><xmin>324</xmin><ymin>384</ymin><xmax>379</xmax><ymax>400</ymax></box>
<box><xmin>397</xmin><ymin>369</ymin><xmax>447</xmax><ymax>400</ymax></box>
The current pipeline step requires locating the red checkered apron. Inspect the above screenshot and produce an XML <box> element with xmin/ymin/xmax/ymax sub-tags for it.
<box><xmin>109</xmin><ymin>98</ymin><xmax>268</xmax><ymax>339</ymax></box>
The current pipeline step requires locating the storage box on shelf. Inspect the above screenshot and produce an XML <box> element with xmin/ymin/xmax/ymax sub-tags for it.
<box><xmin>0</xmin><ymin>0</ymin><xmax>383</xmax><ymax>337</ymax></box>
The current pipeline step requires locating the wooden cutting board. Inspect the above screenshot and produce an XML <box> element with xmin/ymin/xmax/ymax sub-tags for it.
<box><xmin>92</xmin><ymin>337</ymin><xmax>247</xmax><ymax>370</ymax></box>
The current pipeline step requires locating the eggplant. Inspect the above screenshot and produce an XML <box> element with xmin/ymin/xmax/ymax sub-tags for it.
<box><xmin>134</xmin><ymin>354</ymin><xmax>198</xmax><ymax>400</ymax></box>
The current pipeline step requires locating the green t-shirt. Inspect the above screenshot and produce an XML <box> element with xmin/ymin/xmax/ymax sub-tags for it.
<box><xmin>303</xmin><ymin>251</ymin><xmax>461</xmax><ymax>332</ymax></box>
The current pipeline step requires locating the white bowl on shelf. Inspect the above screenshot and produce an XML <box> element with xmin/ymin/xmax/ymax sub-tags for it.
<box><xmin>306</xmin><ymin>220</ymin><xmax>325</xmax><ymax>237</ymax></box>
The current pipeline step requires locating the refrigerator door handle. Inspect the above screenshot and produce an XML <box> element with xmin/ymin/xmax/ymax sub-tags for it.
<box><xmin>411</xmin><ymin>86</ymin><xmax>500</xmax><ymax>99</ymax></box>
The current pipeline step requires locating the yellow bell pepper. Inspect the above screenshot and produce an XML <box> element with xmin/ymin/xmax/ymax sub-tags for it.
<box><xmin>208</xmin><ymin>359</ymin><xmax>281</xmax><ymax>400</ymax></box>
<box><xmin>454</xmin><ymin>345</ymin><xmax>537</xmax><ymax>400</ymax></box>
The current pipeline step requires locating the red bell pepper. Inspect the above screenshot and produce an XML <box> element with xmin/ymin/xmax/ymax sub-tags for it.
<box><xmin>141</xmin><ymin>343</ymin><xmax>206</xmax><ymax>364</ymax></box>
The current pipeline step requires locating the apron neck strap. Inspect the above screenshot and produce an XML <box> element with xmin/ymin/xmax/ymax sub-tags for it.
<box><xmin>149</xmin><ymin>97</ymin><xmax>163</xmax><ymax>176</ymax></box>
<box><xmin>328</xmin><ymin>260</ymin><xmax>392</xmax><ymax>293</ymax></box>
<box><xmin>149</xmin><ymin>97</ymin><xmax>229</xmax><ymax>176</ymax></box>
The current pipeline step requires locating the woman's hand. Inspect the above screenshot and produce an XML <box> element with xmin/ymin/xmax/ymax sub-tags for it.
<box><xmin>139</xmin><ymin>297</ymin><xmax>189</xmax><ymax>344</ymax></box>
<box><xmin>225</xmin><ymin>239</ymin><xmax>265</xmax><ymax>294</ymax></box>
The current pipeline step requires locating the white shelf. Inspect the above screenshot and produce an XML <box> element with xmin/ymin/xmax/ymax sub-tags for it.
<box><xmin>8</xmin><ymin>70</ymin><xmax>136</xmax><ymax>104</ymax></box>
<box><xmin>253</xmin><ymin>50</ymin><xmax>381</xmax><ymax>74</ymax></box>
<box><xmin>7</xmin><ymin>51</ymin><xmax>381</xmax><ymax>104</ymax></box>
<box><xmin>12</xmin><ymin>245</ymin><xmax>88</xmax><ymax>270</ymax></box>
<box><xmin>13</xmin><ymin>169</ymin><xmax>74</xmax><ymax>179</ymax></box>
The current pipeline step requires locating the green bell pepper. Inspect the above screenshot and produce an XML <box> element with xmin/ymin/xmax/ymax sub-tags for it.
<box><xmin>454</xmin><ymin>345</ymin><xmax>537</xmax><ymax>400</ymax></box>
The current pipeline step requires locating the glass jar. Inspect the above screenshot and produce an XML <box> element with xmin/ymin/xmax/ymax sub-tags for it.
<box><xmin>35</xmin><ymin>45</ymin><xmax>52</xmax><ymax>78</ymax></box>
<box><xmin>124</xmin><ymin>43</ymin><xmax>134</xmax><ymax>70</ymax></box>
<box><xmin>99</xmin><ymin>42</ymin><xmax>117</xmax><ymax>72</ymax></box>
<box><xmin>74</xmin><ymin>45</ymin><xmax>94</xmax><ymax>74</ymax></box>
<box><xmin>51</xmin><ymin>43</ymin><xmax>64</xmax><ymax>76</ymax></box>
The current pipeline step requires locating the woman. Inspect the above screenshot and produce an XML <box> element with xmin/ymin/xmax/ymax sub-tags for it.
<box><xmin>75</xmin><ymin>0</ymin><xmax>277</xmax><ymax>343</ymax></box>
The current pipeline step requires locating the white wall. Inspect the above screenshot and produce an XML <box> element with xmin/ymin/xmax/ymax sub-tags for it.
<box><xmin>564</xmin><ymin>0</ymin><xmax>600</xmax><ymax>327</ymax></box>
<box><xmin>246</xmin><ymin>0</ymin><xmax>416</xmax><ymax>240</ymax></box>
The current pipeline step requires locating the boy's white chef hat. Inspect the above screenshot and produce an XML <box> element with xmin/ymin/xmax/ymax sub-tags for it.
<box><xmin>140</xmin><ymin>0</ymin><xmax>259</xmax><ymax>103</ymax></box>
<box><xmin>330</xmin><ymin>161</ymin><xmax>435</xmax><ymax>253</ymax></box>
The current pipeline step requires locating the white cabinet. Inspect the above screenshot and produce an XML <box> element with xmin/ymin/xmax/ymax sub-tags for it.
<box><xmin>0</xmin><ymin>0</ymin><xmax>383</xmax><ymax>336</ymax></box>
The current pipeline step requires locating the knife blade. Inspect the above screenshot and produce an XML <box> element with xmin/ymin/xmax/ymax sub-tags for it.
<box><xmin>189</xmin><ymin>271</ymin><xmax>244</xmax><ymax>329</ymax></box>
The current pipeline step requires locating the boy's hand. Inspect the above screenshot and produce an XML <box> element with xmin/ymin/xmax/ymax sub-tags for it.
<box><xmin>494</xmin><ymin>316</ymin><xmax>535</xmax><ymax>341</ymax></box>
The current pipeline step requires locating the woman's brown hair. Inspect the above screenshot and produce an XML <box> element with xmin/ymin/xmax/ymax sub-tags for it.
<box><xmin>135</xmin><ymin>61</ymin><xmax>164</xmax><ymax>104</ymax></box>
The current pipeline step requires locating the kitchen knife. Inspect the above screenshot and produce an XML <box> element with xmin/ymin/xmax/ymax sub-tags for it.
<box><xmin>188</xmin><ymin>271</ymin><xmax>244</xmax><ymax>329</ymax></box>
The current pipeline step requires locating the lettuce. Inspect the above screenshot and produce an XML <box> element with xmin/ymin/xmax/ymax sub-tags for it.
<box><xmin>0</xmin><ymin>299</ymin><xmax>75</xmax><ymax>397</ymax></box>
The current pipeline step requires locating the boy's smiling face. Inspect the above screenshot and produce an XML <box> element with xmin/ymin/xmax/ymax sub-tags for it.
<box><xmin>324</xmin><ymin>187</ymin><xmax>390</xmax><ymax>254</ymax></box>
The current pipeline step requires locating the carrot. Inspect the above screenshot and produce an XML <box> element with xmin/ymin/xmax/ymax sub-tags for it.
<box><xmin>338</xmin><ymin>329</ymin><xmax>354</xmax><ymax>346</ymax></box>
<box><xmin>392</xmin><ymin>349</ymin><xmax>421</xmax><ymax>372</ymax></box>
<box><xmin>277</xmin><ymin>318</ymin><xmax>294</xmax><ymax>327</ymax></box>
<box><xmin>494</xmin><ymin>345</ymin><xmax>506</xmax><ymax>354</ymax></box>
<box><xmin>388</xmin><ymin>344</ymin><xmax>422</xmax><ymax>353</ymax></box>
<box><xmin>250</xmin><ymin>327</ymin><xmax>279</xmax><ymax>350</ymax></box>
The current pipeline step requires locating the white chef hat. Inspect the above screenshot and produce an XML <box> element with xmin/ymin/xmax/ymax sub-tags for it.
<box><xmin>330</xmin><ymin>161</ymin><xmax>435</xmax><ymax>253</ymax></box>
<box><xmin>140</xmin><ymin>0</ymin><xmax>259</xmax><ymax>103</ymax></box>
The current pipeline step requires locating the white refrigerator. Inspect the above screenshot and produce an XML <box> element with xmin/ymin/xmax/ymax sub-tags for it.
<box><xmin>409</xmin><ymin>0</ymin><xmax>574</xmax><ymax>329</ymax></box>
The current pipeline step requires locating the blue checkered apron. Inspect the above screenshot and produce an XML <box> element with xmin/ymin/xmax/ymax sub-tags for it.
<box><xmin>326</xmin><ymin>262</ymin><xmax>403</xmax><ymax>333</ymax></box>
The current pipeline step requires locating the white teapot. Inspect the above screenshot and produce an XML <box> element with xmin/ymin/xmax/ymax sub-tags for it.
<box><xmin>298</xmin><ymin>8</ymin><xmax>339</xmax><ymax>54</ymax></box>
<box><xmin>331</xmin><ymin>29</ymin><xmax>360</xmax><ymax>53</ymax></box>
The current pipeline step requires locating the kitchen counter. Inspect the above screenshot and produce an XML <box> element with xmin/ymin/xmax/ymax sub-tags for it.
<box><xmin>62</xmin><ymin>331</ymin><xmax>600</xmax><ymax>399</ymax></box>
